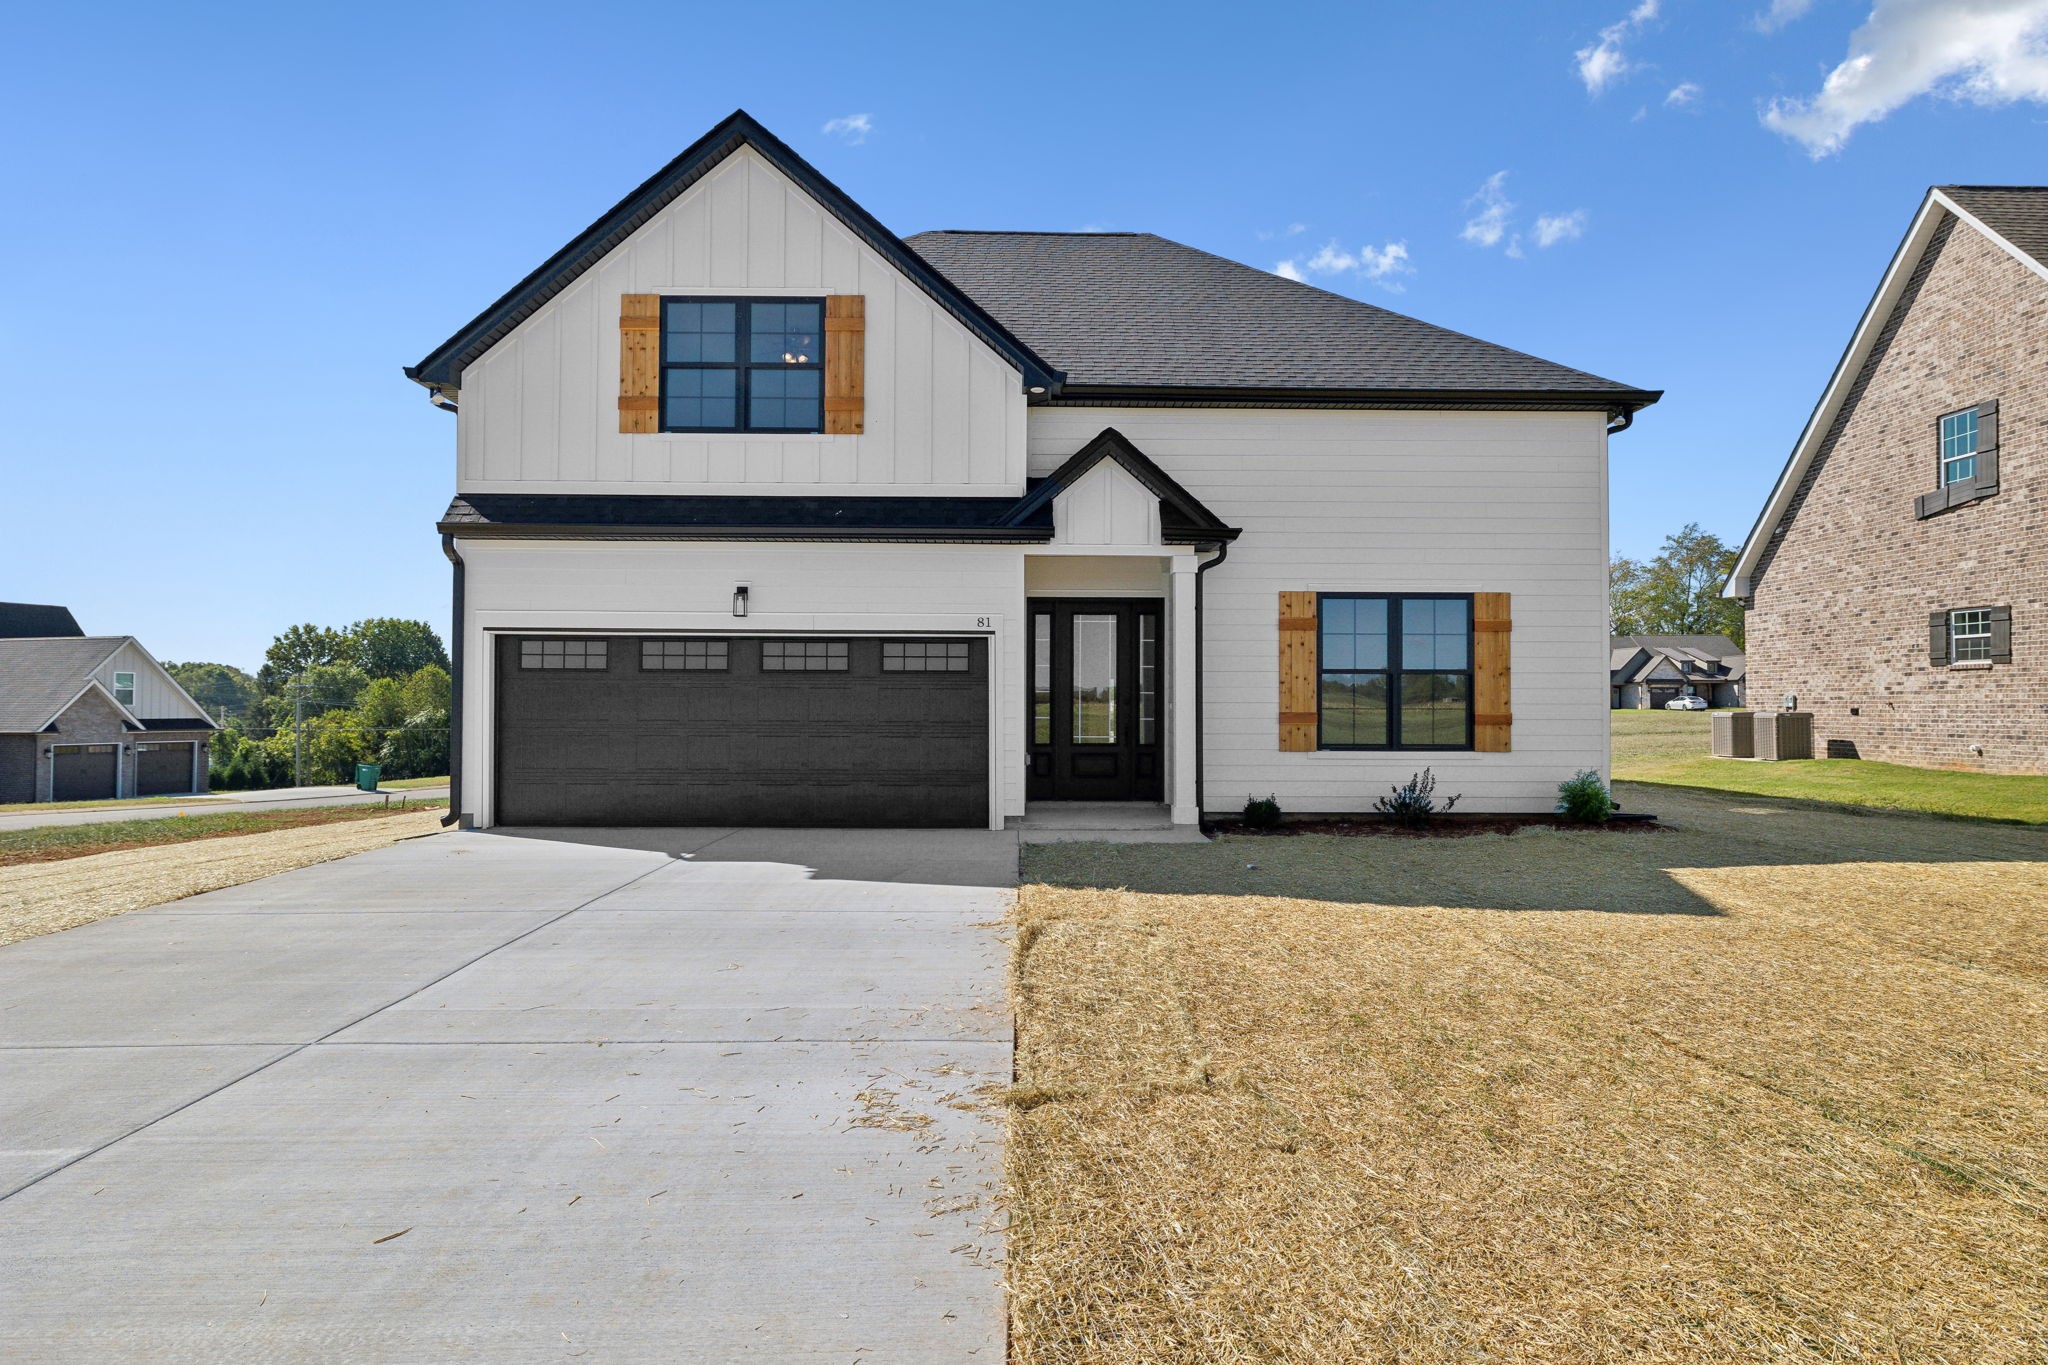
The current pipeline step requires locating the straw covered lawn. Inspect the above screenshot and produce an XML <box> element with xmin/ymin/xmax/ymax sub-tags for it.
<box><xmin>1009</xmin><ymin>783</ymin><xmax>2048</xmax><ymax>1362</ymax></box>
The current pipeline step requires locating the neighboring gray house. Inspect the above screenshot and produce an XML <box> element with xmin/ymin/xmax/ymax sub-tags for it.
<box><xmin>0</xmin><ymin>622</ymin><xmax>217</xmax><ymax>803</ymax></box>
<box><xmin>1610</xmin><ymin>634</ymin><xmax>1745</xmax><ymax>709</ymax></box>
<box><xmin>0</xmin><ymin>602</ymin><xmax>84</xmax><ymax>639</ymax></box>
<box><xmin>406</xmin><ymin>111</ymin><xmax>1657</xmax><ymax>829</ymax></box>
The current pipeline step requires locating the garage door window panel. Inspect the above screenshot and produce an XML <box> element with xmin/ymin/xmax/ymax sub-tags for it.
<box><xmin>641</xmin><ymin>639</ymin><xmax>729</xmax><ymax>671</ymax></box>
<box><xmin>521</xmin><ymin>639</ymin><xmax>608</xmax><ymax>671</ymax></box>
<box><xmin>762</xmin><ymin>640</ymin><xmax>849</xmax><ymax>672</ymax></box>
<box><xmin>883</xmin><ymin>641</ymin><xmax>971</xmax><ymax>673</ymax></box>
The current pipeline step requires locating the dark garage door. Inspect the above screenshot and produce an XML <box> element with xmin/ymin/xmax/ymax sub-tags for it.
<box><xmin>494</xmin><ymin>635</ymin><xmax>989</xmax><ymax>827</ymax></box>
<box><xmin>52</xmin><ymin>744</ymin><xmax>118</xmax><ymax>802</ymax></box>
<box><xmin>137</xmin><ymin>742</ymin><xmax>195</xmax><ymax>796</ymax></box>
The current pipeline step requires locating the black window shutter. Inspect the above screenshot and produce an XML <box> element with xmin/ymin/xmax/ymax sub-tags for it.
<box><xmin>1989</xmin><ymin>605</ymin><xmax>2012</xmax><ymax>664</ymax></box>
<box><xmin>1976</xmin><ymin>399</ymin><xmax>2000</xmax><ymax>492</ymax></box>
<box><xmin>1929</xmin><ymin>611</ymin><xmax>1950</xmax><ymax>666</ymax></box>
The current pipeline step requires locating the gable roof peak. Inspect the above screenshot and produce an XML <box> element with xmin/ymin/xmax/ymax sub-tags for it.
<box><xmin>405</xmin><ymin>110</ymin><xmax>1061</xmax><ymax>394</ymax></box>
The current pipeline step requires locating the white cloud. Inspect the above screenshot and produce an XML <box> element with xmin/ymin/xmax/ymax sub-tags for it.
<box><xmin>1576</xmin><ymin>0</ymin><xmax>1660</xmax><ymax>94</ymax></box>
<box><xmin>821</xmin><ymin>113</ymin><xmax>873</xmax><ymax>145</ymax></box>
<box><xmin>1666</xmin><ymin>80</ymin><xmax>1704</xmax><ymax>106</ymax></box>
<box><xmin>1460</xmin><ymin>171</ymin><xmax>1516</xmax><ymax>247</ymax></box>
<box><xmin>1533</xmin><ymin>210</ymin><xmax>1589</xmax><ymax>247</ymax></box>
<box><xmin>1275</xmin><ymin>238</ymin><xmax>1414</xmax><ymax>292</ymax></box>
<box><xmin>1765</xmin><ymin>0</ymin><xmax>2048</xmax><ymax>156</ymax></box>
<box><xmin>1258</xmin><ymin>221</ymin><xmax>1309</xmax><ymax>241</ymax></box>
<box><xmin>1755</xmin><ymin>0</ymin><xmax>1817</xmax><ymax>31</ymax></box>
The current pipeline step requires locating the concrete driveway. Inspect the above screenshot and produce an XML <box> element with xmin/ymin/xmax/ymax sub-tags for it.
<box><xmin>0</xmin><ymin>826</ymin><xmax>1017</xmax><ymax>1362</ymax></box>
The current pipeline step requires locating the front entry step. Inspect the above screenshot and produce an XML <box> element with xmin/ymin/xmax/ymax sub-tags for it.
<box><xmin>1011</xmin><ymin>802</ymin><xmax>1208</xmax><ymax>844</ymax></box>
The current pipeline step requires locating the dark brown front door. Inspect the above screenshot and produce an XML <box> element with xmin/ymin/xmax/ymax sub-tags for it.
<box><xmin>1026</xmin><ymin>599</ymin><xmax>1164</xmax><ymax>802</ymax></box>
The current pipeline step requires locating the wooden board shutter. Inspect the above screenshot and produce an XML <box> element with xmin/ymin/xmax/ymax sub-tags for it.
<box><xmin>1990</xmin><ymin>605</ymin><xmax>2012</xmax><ymax>664</ymax></box>
<box><xmin>824</xmin><ymin>295</ymin><xmax>865</xmax><ymax>435</ymax></box>
<box><xmin>1976</xmin><ymin>399</ymin><xmax>2000</xmax><ymax>492</ymax></box>
<box><xmin>618</xmin><ymin>294</ymin><xmax>660</xmax><ymax>434</ymax></box>
<box><xmin>1929</xmin><ymin>610</ymin><xmax>1950</xmax><ymax>665</ymax></box>
<box><xmin>1278</xmin><ymin>592</ymin><xmax>1318</xmax><ymax>752</ymax></box>
<box><xmin>1473</xmin><ymin>592</ymin><xmax>1512</xmax><ymax>753</ymax></box>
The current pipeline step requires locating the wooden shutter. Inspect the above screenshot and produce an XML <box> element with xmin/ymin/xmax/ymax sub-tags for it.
<box><xmin>824</xmin><ymin>295</ymin><xmax>865</xmax><ymax>435</ymax></box>
<box><xmin>1278</xmin><ymin>592</ymin><xmax>1318</xmax><ymax>752</ymax></box>
<box><xmin>618</xmin><ymin>294</ymin><xmax>661</xmax><ymax>434</ymax></box>
<box><xmin>1976</xmin><ymin>399</ymin><xmax>2000</xmax><ymax>493</ymax></box>
<box><xmin>1929</xmin><ymin>610</ymin><xmax>1950</xmax><ymax>665</ymax></box>
<box><xmin>1990</xmin><ymin>605</ymin><xmax>2013</xmax><ymax>664</ymax></box>
<box><xmin>1473</xmin><ymin>592</ymin><xmax>1512</xmax><ymax>753</ymax></box>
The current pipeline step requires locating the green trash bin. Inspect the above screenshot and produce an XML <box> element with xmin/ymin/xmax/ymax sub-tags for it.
<box><xmin>354</xmin><ymin>763</ymin><xmax>382</xmax><ymax>793</ymax></box>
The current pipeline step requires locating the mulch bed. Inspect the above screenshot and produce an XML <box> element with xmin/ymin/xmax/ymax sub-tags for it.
<box><xmin>1205</xmin><ymin>811</ymin><xmax>1662</xmax><ymax>839</ymax></box>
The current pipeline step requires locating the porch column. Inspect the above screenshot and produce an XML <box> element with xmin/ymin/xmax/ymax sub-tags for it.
<box><xmin>1168</xmin><ymin>556</ymin><xmax>1199</xmax><ymax>825</ymax></box>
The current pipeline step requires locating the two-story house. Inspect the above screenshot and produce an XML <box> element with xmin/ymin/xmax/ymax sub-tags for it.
<box><xmin>1727</xmin><ymin>187</ymin><xmax>2045</xmax><ymax>772</ymax></box>
<box><xmin>406</xmin><ymin>112</ymin><xmax>1658</xmax><ymax>830</ymax></box>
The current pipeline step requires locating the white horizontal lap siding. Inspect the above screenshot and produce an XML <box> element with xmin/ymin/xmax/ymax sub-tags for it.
<box><xmin>458</xmin><ymin>147</ymin><xmax>1025</xmax><ymax>495</ymax></box>
<box><xmin>1030</xmin><ymin>407</ymin><xmax>1611</xmax><ymax>813</ymax></box>
<box><xmin>457</xmin><ymin>540</ymin><xmax>1028</xmax><ymax>827</ymax></box>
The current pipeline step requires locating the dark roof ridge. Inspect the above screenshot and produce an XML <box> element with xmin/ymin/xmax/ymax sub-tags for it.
<box><xmin>918</xmin><ymin>228</ymin><xmax>1145</xmax><ymax>236</ymax></box>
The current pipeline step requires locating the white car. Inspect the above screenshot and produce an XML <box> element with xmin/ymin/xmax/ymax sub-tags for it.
<box><xmin>1664</xmin><ymin>695</ymin><xmax>1710</xmax><ymax>711</ymax></box>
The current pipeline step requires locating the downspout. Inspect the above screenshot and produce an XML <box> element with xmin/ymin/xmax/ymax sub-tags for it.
<box><xmin>1192</xmin><ymin>538</ymin><xmax>1230</xmax><ymax>826</ymax></box>
<box><xmin>440</xmin><ymin>533</ymin><xmax>465</xmax><ymax>828</ymax></box>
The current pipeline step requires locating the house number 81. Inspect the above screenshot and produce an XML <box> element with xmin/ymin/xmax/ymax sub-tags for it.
<box><xmin>976</xmin><ymin>617</ymin><xmax>992</xmax><ymax>629</ymax></box>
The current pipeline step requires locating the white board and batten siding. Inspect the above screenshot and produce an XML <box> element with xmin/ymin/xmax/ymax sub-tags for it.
<box><xmin>92</xmin><ymin>640</ymin><xmax>211</xmax><ymax>723</ymax></box>
<box><xmin>1027</xmin><ymin>406</ymin><xmax>1614</xmax><ymax>813</ymax></box>
<box><xmin>455</xmin><ymin>540</ymin><xmax>1028</xmax><ymax>829</ymax></box>
<box><xmin>457</xmin><ymin>146</ymin><xmax>1027</xmax><ymax>496</ymax></box>
<box><xmin>1050</xmin><ymin>460</ymin><xmax>1163</xmax><ymax>548</ymax></box>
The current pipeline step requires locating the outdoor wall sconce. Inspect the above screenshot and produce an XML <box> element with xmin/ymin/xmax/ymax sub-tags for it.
<box><xmin>733</xmin><ymin>585</ymin><xmax>750</xmax><ymax>618</ymax></box>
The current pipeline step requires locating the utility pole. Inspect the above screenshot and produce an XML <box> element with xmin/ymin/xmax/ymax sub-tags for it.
<box><xmin>292</xmin><ymin>678</ymin><xmax>305</xmax><ymax>788</ymax></box>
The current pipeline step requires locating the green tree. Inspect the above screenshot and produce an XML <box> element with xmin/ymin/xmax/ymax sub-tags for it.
<box><xmin>1610</xmin><ymin>523</ymin><xmax>1744</xmax><ymax>647</ymax></box>
<box><xmin>259</xmin><ymin>624</ymin><xmax>349</xmax><ymax>693</ymax></box>
<box><xmin>165</xmin><ymin>661</ymin><xmax>258</xmax><ymax>719</ymax></box>
<box><xmin>346</xmin><ymin>618</ymin><xmax>449</xmax><ymax>680</ymax></box>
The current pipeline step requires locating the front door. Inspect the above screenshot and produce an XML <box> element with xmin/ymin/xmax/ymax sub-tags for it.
<box><xmin>1026</xmin><ymin>599</ymin><xmax>1164</xmax><ymax>802</ymax></box>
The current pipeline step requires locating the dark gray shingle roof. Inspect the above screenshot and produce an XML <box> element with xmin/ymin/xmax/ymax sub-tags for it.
<box><xmin>0</xmin><ymin>602</ymin><xmax>82</xmax><ymax>638</ymax></box>
<box><xmin>906</xmin><ymin>230</ymin><xmax>1656</xmax><ymax>403</ymax></box>
<box><xmin>1941</xmin><ymin>186</ymin><xmax>2048</xmax><ymax>271</ymax></box>
<box><xmin>0</xmin><ymin>636</ymin><xmax>126</xmax><ymax>732</ymax></box>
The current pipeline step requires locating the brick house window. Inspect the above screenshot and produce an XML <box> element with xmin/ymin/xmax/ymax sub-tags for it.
<box><xmin>1949</xmin><ymin>609</ymin><xmax>1993</xmax><ymax>662</ymax></box>
<box><xmin>1939</xmin><ymin>408</ymin><xmax>1978</xmax><ymax>486</ymax></box>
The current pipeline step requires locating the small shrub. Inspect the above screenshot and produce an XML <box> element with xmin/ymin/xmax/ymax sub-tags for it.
<box><xmin>1374</xmin><ymin>768</ymin><xmax>1459</xmax><ymax>828</ymax></box>
<box><xmin>1242</xmin><ymin>794</ymin><xmax>1283</xmax><ymax>829</ymax></box>
<box><xmin>1556</xmin><ymin>769</ymin><xmax>1615</xmax><ymax>824</ymax></box>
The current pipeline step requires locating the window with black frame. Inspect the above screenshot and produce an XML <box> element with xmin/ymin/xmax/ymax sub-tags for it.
<box><xmin>660</xmin><ymin>298</ymin><xmax>823</xmax><ymax>433</ymax></box>
<box><xmin>1318</xmin><ymin>594</ymin><xmax>1473</xmax><ymax>749</ymax></box>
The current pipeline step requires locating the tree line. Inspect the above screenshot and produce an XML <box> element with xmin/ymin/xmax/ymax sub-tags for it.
<box><xmin>164</xmin><ymin>618</ymin><xmax>450</xmax><ymax>789</ymax></box>
<box><xmin>1611</xmin><ymin>523</ymin><xmax>1744</xmax><ymax>647</ymax></box>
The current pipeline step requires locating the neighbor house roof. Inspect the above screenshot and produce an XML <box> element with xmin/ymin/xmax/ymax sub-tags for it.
<box><xmin>1609</xmin><ymin>634</ymin><xmax>1744</xmax><ymax>686</ymax></box>
<box><xmin>0</xmin><ymin>635</ymin><xmax>217</xmax><ymax>733</ymax></box>
<box><xmin>0</xmin><ymin>602</ymin><xmax>82</xmax><ymax>638</ymax></box>
<box><xmin>406</xmin><ymin>110</ymin><xmax>1060</xmax><ymax>394</ymax></box>
<box><xmin>0</xmin><ymin>636</ymin><xmax>128</xmax><ymax>732</ymax></box>
<box><xmin>907</xmin><ymin>230</ymin><xmax>1659</xmax><ymax>410</ymax></box>
<box><xmin>1727</xmin><ymin>186</ymin><xmax>2048</xmax><ymax>596</ymax></box>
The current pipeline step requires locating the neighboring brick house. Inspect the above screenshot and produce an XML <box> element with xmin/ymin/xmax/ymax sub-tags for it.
<box><xmin>1610</xmin><ymin>634</ymin><xmax>1744</xmax><ymax>709</ymax></box>
<box><xmin>0</xmin><ymin>611</ymin><xmax>217</xmax><ymax>802</ymax></box>
<box><xmin>1727</xmin><ymin>186</ymin><xmax>2047</xmax><ymax>773</ymax></box>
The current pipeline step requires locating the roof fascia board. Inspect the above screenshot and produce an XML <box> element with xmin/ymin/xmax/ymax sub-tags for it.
<box><xmin>406</xmin><ymin>111</ymin><xmax>1062</xmax><ymax>393</ymax></box>
<box><xmin>1726</xmin><ymin>192</ymin><xmax>1946</xmax><ymax>597</ymax></box>
<box><xmin>440</xmin><ymin>523</ymin><xmax>1054</xmax><ymax>544</ymax></box>
<box><xmin>1933</xmin><ymin>188</ymin><xmax>2048</xmax><ymax>286</ymax></box>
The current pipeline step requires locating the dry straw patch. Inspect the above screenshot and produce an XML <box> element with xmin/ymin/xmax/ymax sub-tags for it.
<box><xmin>1008</xmin><ymin>784</ymin><xmax>2048</xmax><ymax>1363</ymax></box>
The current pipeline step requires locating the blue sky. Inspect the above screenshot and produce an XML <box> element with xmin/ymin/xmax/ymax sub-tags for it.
<box><xmin>5</xmin><ymin>0</ymin><xmax>2045</xmax><ymax>668</ymax></box>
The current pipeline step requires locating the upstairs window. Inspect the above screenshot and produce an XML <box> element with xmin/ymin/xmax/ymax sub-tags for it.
<box><xmin>112</xmin><ymin>671</ymin><xmax>135</xmax><ymax>706</ymax></box>
<box><xmin>1939</xmin><ymin>408</ymin><xmax>1978</xmax><ymax>487</ymax></box>
<box><xmin>661</xmin><ymin>299</ymin><xmax>823</xmax><ymax>433</ymax></box>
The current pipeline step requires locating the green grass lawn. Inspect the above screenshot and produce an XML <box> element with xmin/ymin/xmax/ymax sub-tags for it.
<box><xmin>0</xmin><ymin>793</ymin><xmax>231</xmax><ymax>816</ymax></box>
<box><xmin>0</xmin><ymin>800</ymin><xmax>448</xmax><ymax>867</ymax></box>
<box><xmin>1613</xmin><ymin>709</ymin><xmax>2048</xmax><ymax>824</ymax></box>
<box><xmin>380</xmin><ymin>776</ymin><xmax>448</xmax><ymax>790</ymax></box>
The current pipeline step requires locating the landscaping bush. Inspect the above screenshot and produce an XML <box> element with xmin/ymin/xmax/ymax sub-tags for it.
<box><xmin>1556</xmin><ymin>769</ymin><xmax>1615</xmax><ymax>824</ymax></box>
<box><xmin>1374</xmin><ymin>768</ymin><xmax>1460</xmax><ymax>828</ymax></box>
<box><xmin>1242</xmin><ymin>794</ymin><xmax>1283</xmax><ymax>829</ymax></box>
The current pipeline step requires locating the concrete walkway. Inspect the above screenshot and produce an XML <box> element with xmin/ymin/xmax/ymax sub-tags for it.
<box><xmin>0</xmin><ymin>828</ymin><xmax>1015</xmax><ymax>1362</ymax></box>
<box><xmin>0</xmin><ymin>784</ymin><xmax>450</xmax><ymax>831</ymax></box>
